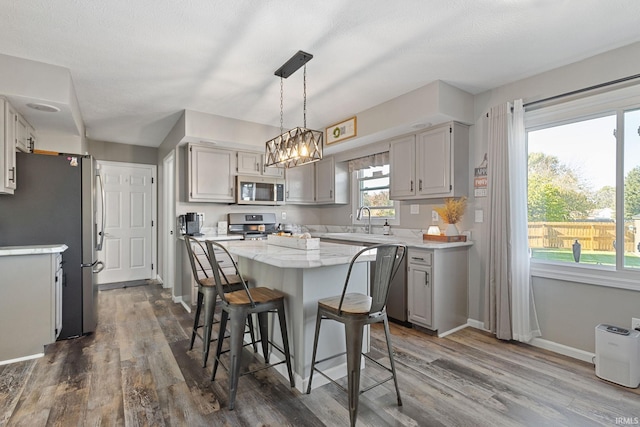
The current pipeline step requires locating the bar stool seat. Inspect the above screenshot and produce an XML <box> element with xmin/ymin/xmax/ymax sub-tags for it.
<box><xmin>184</xmin><ymin>236</ymin><xmax>256</xmax><ymax>367</ymax></box>
<box><xmin>306</xmin><ymin>243</ymin><xmax>407</xmax><ymax>427</ymax></box>
<box><xmin>205</xmin><ymin>240</ymin><xmax>295</xmax><ymax>410</ymax></box>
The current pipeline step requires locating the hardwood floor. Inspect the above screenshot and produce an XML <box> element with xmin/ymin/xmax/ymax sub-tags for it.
<box><xmin>2</xmin><ymin>283</ymin><xmax>639</xmax><ymax>426</ymax></box>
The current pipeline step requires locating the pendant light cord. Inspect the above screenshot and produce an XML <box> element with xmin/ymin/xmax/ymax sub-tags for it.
<box><xmin>303</xmin><ymin>64</ymin><xmax>307</xmax><ymax>128</ymax></box>
<box><xmin>280</xmin><ymin>76</ymin><xmax>284</xmax><ymax>135</ymax></box>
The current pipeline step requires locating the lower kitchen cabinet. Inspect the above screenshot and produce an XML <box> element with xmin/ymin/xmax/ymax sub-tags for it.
<box><xmin>407</xmin><ymin>246</ymin><xmax>468</xmax><ymax>336</ymax></box>
<box><xmin>0</xmin><ymin>245</ymin><xmax>66</xmax><ymax>364</ymax></box>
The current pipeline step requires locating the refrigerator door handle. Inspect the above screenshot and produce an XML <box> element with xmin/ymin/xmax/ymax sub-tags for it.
<box><xmin>93</xmin><ymin>261</ymin><xmax>105</xmax><ymax>274</ymax></box>
<box><xmin>96</xmin><ymin>172</ymin><xmax>106</xmax><ymax>251</ymax></box>
<box><xmin>81</xmin><ymin>259</ymin><xmax>105</xmax><ymax>274</ymax></box>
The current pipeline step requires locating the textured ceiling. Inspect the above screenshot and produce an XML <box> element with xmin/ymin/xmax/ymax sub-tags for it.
<box><xmin>1</xmin><ymin>0</ymin><xmax>640</xmax><ymax>147</ymax></box>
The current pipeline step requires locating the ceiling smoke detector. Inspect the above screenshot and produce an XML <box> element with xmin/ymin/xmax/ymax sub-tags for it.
<box><xmin>26</xmin><ymin>103</ymin><xmax>60</xmax><ymax>113</ymax></box>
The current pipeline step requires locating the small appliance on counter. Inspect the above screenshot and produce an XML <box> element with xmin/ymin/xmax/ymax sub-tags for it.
<box><xmin>178</xmin><ymin>212</ymin><xmax>204</xmax><ymax>236</ymax></box>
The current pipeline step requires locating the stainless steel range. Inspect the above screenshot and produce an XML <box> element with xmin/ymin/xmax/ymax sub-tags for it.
<box><xmin>227</xmin><ymin>213</ymin><xmax>278</xmax><ymax>240</ymax></box>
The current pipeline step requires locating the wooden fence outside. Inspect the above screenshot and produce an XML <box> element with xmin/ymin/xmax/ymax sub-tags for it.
<box><xmin>528</xmin><ymin>221</ymin><xmax>636</xmax><ymax>252</ymax></box>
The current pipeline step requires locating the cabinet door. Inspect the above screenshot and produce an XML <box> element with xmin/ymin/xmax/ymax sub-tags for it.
<box><xmin>389</xmin><ymin>135</ymin><xmax>416</xmax><ymax>199</ymax></box>
<box><xmin>315</xmin><ymin>157</ymin><xmax>335</xmax><ymax>203</ymax></box>
<box><xmin>55</xmin><ymin>254</ymin><xmax>63</xmax><ymax>339</ymax></box>
<box><xmin>416</xmin><ymin>126</ymin><xmax>451</xmax><ymax>196</ymax></box>
<box><xmin>188</xmin><ymin>144</ymin><xmax>234</xmax><ymax>202</ymax></box>
<box><xmin>285</xmin><ymin>162</ymin><xmax>315</xmax><ymax>203</ymax></box>
<box><xmin>408</xmin><ymin>263</ymin><xmax>433</xmax><ymax>328</ymax></box>
<box><xmin>27</xmin><ymin>125</ymin><xmax>36</xmax><ymax>153</ymax></box>
<box><xmin>15</xmin><ymin>113</ymin><xmax>29</xmax><ymax>153</ymax></box>
<box><xmin>262</xmin><ymin>155</ymin><xmax>285</xmax><ymax>178</ymax></box>
<box><xmin>237</xmin><ymin>151</ymin><xmax>262</xmax><ymax>175</ymax></box>
<box><xmin>2</xmin><ymin>101</ymin><xmax>17</xmax><ymax>193</ymax></box>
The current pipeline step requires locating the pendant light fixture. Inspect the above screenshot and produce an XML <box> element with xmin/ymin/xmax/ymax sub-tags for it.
<box><xmin>265</xmin><ymin>50</ymin><xmax>323</xmax><ymax>169</ymax></box>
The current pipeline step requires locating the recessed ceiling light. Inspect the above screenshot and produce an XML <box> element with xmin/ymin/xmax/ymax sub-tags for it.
<box><xmin>26</xmin><ymin>103</ymin><xmax>60</xmax><ymax>113</ymax></box>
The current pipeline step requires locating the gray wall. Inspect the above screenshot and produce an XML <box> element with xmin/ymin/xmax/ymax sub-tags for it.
<box><xmin>468</xmin><ymin>41</ymin><xmax>640</xmax><ymax>353</ymax></box>
<box><xmin>88</xmin><ymin>138</ymin><xmax>158</xmax><ymax>164</ymax></box>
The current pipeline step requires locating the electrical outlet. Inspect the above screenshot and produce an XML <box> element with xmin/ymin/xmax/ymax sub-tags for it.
<box><xmin>632</xmin><ymin>318</ymin><xmax>640</xmax><ymax>331</ymax></box>
<box><xmin>281</xmin><ymin>211</ymin><xmax>287</xmax><ymax>220</ymax></box>
<box><xmin>432</xmin><ymin>210</ymin><xmax>439</xmax><ymax>222</ymax></box>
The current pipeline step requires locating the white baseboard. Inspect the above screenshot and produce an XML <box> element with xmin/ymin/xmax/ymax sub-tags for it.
<box><xmin>465</xmin><ymin>318</ymin><xmax>595</xmax><ymax>364</ymax></box>
<box><xmin>0</xmin><ymin>352</ymin><xmax>44</xmax><ymax>366</ymax></box>
<box><xmin>438</xmin><ymin>323</ymin><xmax>469</xmax><ymax>338</ymax></box>
<box><xmin>467</xmin><ymin>318</ymin><xmax>489</xmax><ymax>331</ymax></box>
<box><xmin>530</xmin><ymin>337</ymin><xmax>595</xmax><ymax>364</ymax></box>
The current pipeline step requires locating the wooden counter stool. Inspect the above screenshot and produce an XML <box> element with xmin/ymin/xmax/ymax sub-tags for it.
<box><xmin>184</xmin><ymin>236</ymin><xmax>256</xmax><ymax>367</ymax></box>
<box><xmin>205</xmin><ymin>240</ymin><xmax>295</xmax><ymax>410</ymax></box>
<box><xmin>306</xmin><ymin>243</ymin><xmax>407</xmax><ymax>427</ymax></box>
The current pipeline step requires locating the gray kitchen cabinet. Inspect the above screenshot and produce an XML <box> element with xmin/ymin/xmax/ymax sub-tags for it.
<box><xmin>0</xmin><ymin>247</ymin><xmax>65</xmax><ymax>363</ymax></box>
<box><xmin>237</xmin><ymin>150</ymin><xmax>284</xmax><ymax>178</ymax></box>
<box><xmin>407</xmin><ymin>246</ymin><xmax>468</xmax><ymax>336</ymax></box>
<box><xmin>315</xmin><ymin>157</ymin><xmax>348</xmax><ymax>204</ymax></box>
<box><xmin>285</xmin><ymin>162</ymin><xmax>315</xmax><ymax>204</ymax></box>
<box><xmin>0</xmin><ymin>99</ymin><xmax>17</xmax><ymax>194</ymax></box>
<box><xmin>186</xmin><ymin>143</ymin><xmax>235</xmax><ymax>203</ymax></box>
<box><xmin>390</xmin><ymin>122</ymin><xmax>469</xmax><ymax>200</ymax></box>
<box><xmin>388</xmin><ymin>135</ymin><xmax>416</xmax><ymax>198</ymax></box>
<box><xmin>15</xmin><ymin>112</ymin><xmax>31</xmax><ymax>153</ymax></box>
<box><xmin>286</xmin><ymin>156</ymin><xmax>348</xmax><ymax>205</ymax></box>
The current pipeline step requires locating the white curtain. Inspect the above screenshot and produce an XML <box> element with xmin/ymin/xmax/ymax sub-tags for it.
<box><xmin>484</xmin><ymin>100</ymin><xmax>541</xmax><ymax>342</ymax></box>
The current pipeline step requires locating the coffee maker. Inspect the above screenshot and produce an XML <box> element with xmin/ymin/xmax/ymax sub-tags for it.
<box><xmin>178</xmin><ymin>212</ymin><xmax>203</xmax><ymax>236</ymax></box>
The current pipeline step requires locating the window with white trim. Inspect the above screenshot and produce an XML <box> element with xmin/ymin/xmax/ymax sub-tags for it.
<box><xmin>526</xmin><ymin>85</ymin><xmax>640</xmax><ymax>281</ymax></box>
<box><xmin>355</xmin><ymin>164</ymin><xmax>396</xmax><ymax>220</ymax></box>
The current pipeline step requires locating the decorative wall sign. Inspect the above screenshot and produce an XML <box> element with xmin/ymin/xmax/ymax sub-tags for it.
<box><xmin>326</xmin><ymin>116</ymin><xmax>357</xmax><ymax>145</ymax></box>
<box><xmin>474</xmin><ymin>153</ymin><xmax>488</xmax><ymax>198</ymax></box>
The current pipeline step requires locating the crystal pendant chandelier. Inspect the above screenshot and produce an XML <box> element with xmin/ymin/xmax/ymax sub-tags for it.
<box><xmin>265</xmin><ymin>51</ymin><xmax>323</xmax><ymax>169</ymax></box>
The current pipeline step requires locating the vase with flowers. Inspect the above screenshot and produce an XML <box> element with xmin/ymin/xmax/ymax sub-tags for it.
<box><xmin>434</xmin><ymin>197</ymin><xmax>467</xmax><ymax>236</ymax></box>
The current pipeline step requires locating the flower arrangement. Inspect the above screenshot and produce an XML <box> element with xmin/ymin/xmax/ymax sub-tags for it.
<box><xmin>434</xmin><ymin>197</ymin><xmax>467</xmax><ymax>224</ymax></box>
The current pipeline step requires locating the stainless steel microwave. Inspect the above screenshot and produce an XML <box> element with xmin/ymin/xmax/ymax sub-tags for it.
<box><xmin>236</xmin><ymin>175</ymin><xmax>285</xmax><ymax>205</ymax></box>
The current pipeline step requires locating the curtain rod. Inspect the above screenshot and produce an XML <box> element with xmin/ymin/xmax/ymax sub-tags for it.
<box><xmin>523</xmin><ymin>73</ymin><xmax>640</xmax><ymax>109</ymax></box>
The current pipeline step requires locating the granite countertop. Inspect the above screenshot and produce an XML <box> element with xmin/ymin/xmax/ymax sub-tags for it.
<box><xmin>312</xmin><ymin>232</ymin><xmax>473</xmax><ymax>249</ymax></box>
<box><xmin>218</xmin><ymin>240</ymin><xmax>375</xmax><ymax>269</ymax></box>
<box><xmin>0</xmin><ymin>244</ymin><xmax>68</xmax><ymax>256</ymax></box>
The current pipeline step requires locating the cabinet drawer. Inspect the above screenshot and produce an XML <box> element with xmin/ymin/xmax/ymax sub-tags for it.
<box><xmin>408</xmin><ymin>250</ymin><xmax>432</xmax><ymax>266</ymax></box>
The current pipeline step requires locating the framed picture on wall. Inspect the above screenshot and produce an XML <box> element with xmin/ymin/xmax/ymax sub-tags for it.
<box><xmin>325</xmin><ymin>116</ymin><xmax>357</xmax><ymax>145</ymax></box>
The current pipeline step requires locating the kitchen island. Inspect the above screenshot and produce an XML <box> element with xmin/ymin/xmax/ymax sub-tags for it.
<box><xmin>219</xmin><ymin>239</ymin><xmax>374</xmax><ymax>392</ymax></box>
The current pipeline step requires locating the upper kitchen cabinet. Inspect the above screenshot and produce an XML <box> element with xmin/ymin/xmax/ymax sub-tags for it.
<box><xmin>390</xmin><ymin>122</ymin><xmax>469</xmax><ymax>200</ymax></box>
<box><xmin>285</xmin><ymin>156</ymin><xmax>348</xmax><ymax>205</ymax></box>
<box><xmin>388</xmin><ymin>135</ymin><xmax>416</xmax><ymax>198</ymax></box>
<box><xmin>186</xmin><ymin>143</ymin><xmax>235</xmax><ymax>203</ymax></box>
<box><xmin>315</xmin><ymin>157</ymin><xmax>348</xmax><ymax>204</ymax></box>
<box><xmin>15</xmin><ymin>113</ymin><xmax>33</xmax><ymax>153</ymax></box>
<box><xmin>236</xmin><ymin>150</ymin><xmax>284</xmax><ymax>178</ymax></box>
<box><xmin>0</xmin><ymin>99</ymin><xmax>17</xmax><ymax>194</ymax></box>
<box><xmin>285</xmin><ymin>162</ymin><xmax>315</xmax><ymax>204</ymax></box>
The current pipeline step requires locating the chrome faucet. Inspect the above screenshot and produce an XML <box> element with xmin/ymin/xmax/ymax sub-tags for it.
<box><xmin>356</xmin><ymin>206</ymin><xmax>372</xmax><ymax>234</ymax></box>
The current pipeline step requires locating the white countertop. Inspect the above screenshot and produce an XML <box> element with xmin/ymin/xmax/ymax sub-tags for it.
<box><xmin>218</xmin><ymin>240</ymin><xmax>375</xmax><ymax>269</ymax></box>
<box><xmin>313</xmin><ymin>232</ymin><xmax>473</xmax><ymax>249</ymax></box>
<box><xmin>0</xmin><ymin>244</ymin><xmax>68</xmax><ymax>256</ymax></box>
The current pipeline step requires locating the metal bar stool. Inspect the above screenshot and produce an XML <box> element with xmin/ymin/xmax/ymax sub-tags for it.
<box><xmin>184</xmin><ymin>236</ymin><xmax>257</xmax><ymax>367</ymax></box>
<box><xmin>205</xmin><ymin>240</ymin><xmax>295</xmax><ymax>410</ymax></box>
<box><xmin>306</xmin><ymin>243</ymin><xmax>407</xmax><ymax>427</ymax></box>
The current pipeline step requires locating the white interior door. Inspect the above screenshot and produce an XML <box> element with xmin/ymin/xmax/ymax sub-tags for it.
<box><xmin>97</xmin><ymin>162</ymin><xmax>155</xmax><ymax>284</ymax></box>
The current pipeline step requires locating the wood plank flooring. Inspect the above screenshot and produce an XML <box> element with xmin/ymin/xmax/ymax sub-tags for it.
<box><xmin>2</xmin><ymin>283</ymin><xmax>640</xmax><ymax>426</ymax></box>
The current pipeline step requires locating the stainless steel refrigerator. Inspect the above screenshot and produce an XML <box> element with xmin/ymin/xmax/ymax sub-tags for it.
<box><xmin>0</xmin><ymin>152</ymin><xmax>104</xmax><ymax>339</ymax></box>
